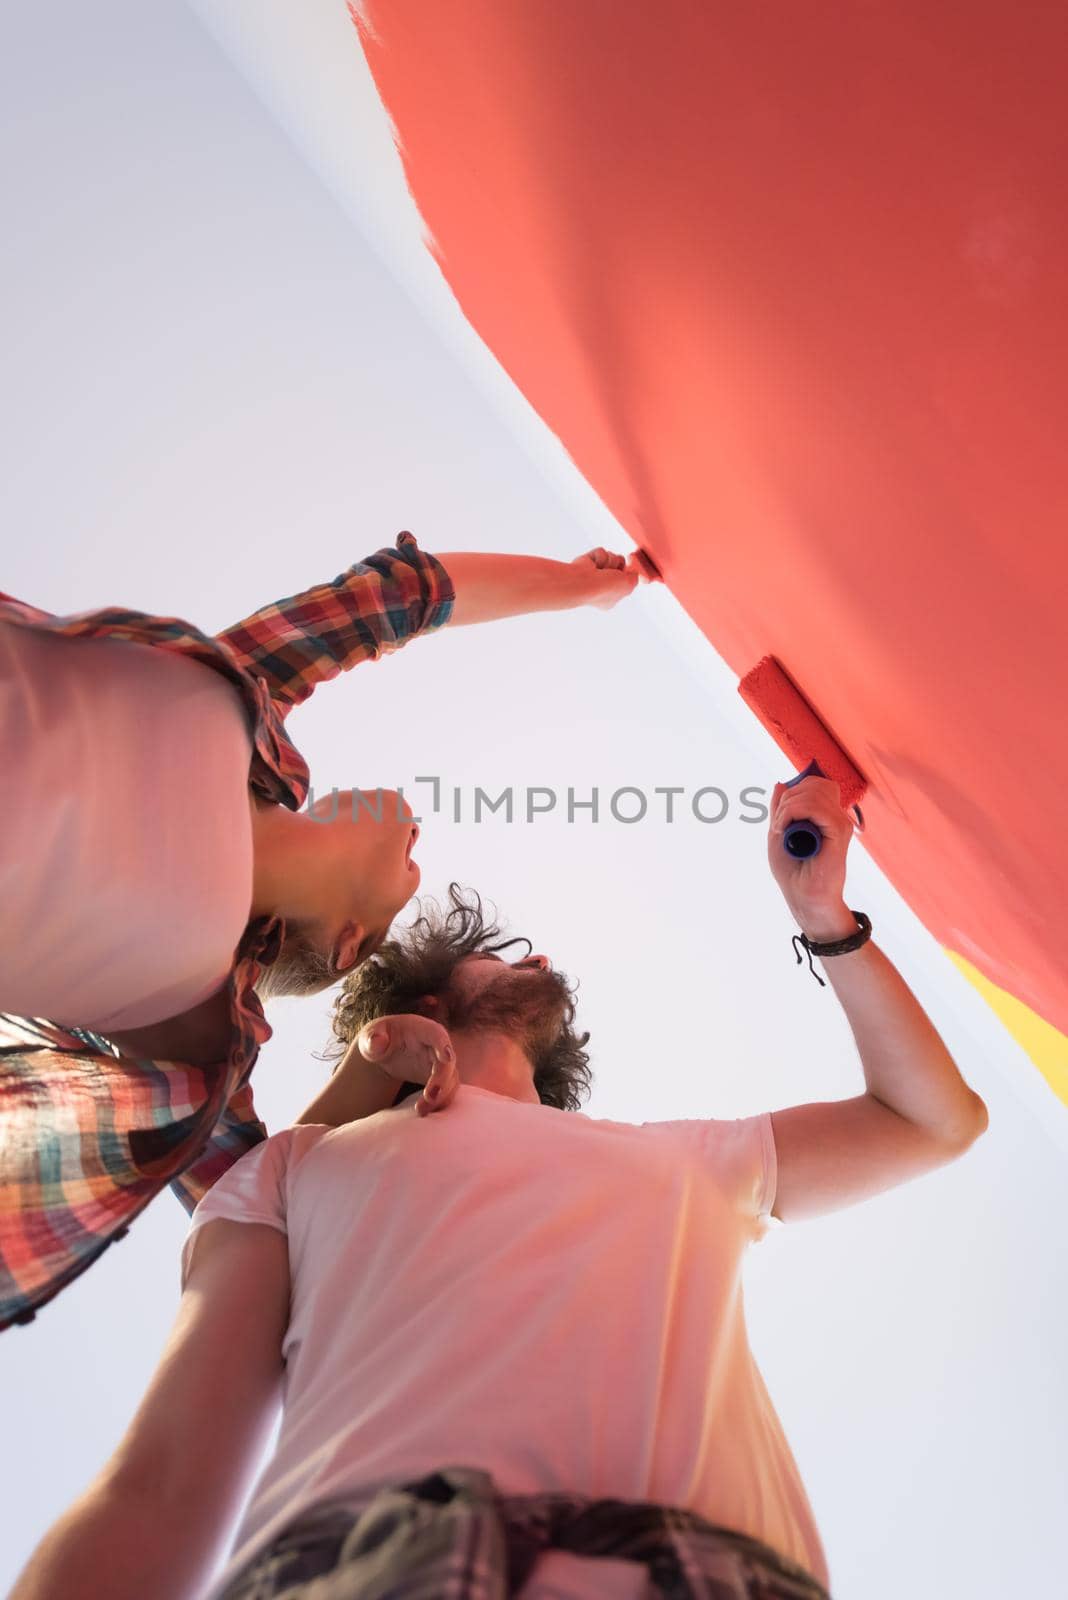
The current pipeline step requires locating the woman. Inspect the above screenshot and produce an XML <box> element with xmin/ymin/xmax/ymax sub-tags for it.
<box><xmin>0</xmin><ymin>535</ymin><xmax>644</xmax><ymax>1328</ymax></box>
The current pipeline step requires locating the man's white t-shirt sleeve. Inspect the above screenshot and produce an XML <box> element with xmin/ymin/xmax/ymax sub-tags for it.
<box><xmin>180</xmin><ymin>1125</ymin><xmax>323</xmax><ymax>1288</ymax></box>
<box><xmin>642</xmin><ymin>1113</ymin><xmax>778</xmax><ymax>1236</ymax></box>
<box><xmin>705</xmin><ymin>1113</ymin><xmax>778</xmax><ymax>1233</ymax></box>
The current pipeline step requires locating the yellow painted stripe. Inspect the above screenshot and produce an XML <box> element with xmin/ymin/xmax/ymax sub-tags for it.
<box><xmin>946</xmin><ymin>950</ymin><xmax>1068</xmax><ymax>1107</ymax></box>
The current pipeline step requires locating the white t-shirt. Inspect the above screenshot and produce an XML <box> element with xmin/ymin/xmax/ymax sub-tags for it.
<box><xmin>185</xmin><ymin>1085</ymin><xmax>828</xmax><ymax>1592</ymax></box>
<box><xmin>0</xmin><ymin>621</ymin><xmax>254</xmax><ymax>1031</ymax></box>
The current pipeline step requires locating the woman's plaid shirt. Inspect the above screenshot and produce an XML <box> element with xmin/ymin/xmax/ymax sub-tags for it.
<box><xmin>0</xmin><ymin>533</ymin><xmax>454</xmax><ymax>1330</ymax></box>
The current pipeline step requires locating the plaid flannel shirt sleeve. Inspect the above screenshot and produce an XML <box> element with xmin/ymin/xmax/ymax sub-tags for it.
<box><xmin>169</xmin><ymin>1080</ymin><xmax>268</xmax><ymax>1216</ymax></box>
<box><xmin>214</xmin><ymin>533</ymin><xmax>455</xmax><ymax>711</ymax></box>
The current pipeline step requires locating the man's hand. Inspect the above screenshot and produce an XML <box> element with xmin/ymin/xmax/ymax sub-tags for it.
<box><xmin>357</xmin><ymin>1013</ymin><xmax>460</xmax><ymax>1116</ymax></box>
<box><xmin>569</xmin><ymin>548</ymin><xmax>646</xmax><ymax>611</ymax></box>
<box><xmin>767</xmin><ymin>775</ymin><xmax>861</xmax><ymax>942</ymax></box>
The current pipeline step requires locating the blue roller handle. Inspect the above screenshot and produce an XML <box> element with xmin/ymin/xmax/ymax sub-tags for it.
<box><xmin>782</xmin><ymin>760</ymin><xmax>824</xmax><ymax>859</ymax></box>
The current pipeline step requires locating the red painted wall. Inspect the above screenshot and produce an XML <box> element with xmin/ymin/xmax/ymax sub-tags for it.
<box><xmin>353</xmin><ymin>2</ymin><xmax>1068</xmax><ymax>1035</ymax></box>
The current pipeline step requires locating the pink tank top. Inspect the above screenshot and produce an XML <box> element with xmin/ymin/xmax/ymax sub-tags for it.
<box><xmin>1</xmin><ymin>621</ymin><xmax>254</xmax><ymax>1031</ymax></box>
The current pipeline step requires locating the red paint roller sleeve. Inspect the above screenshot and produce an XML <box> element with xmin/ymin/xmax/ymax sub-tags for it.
<box><xmin>738</xmin><ymin>657</ymin><xmax>868</xmax><ymax>856</ymax></box>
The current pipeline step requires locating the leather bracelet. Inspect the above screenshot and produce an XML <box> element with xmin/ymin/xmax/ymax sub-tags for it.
<box><xmin>792</xmin><ymin>910</ymin><xmax>872</xmax><ymax>987</ymax></box>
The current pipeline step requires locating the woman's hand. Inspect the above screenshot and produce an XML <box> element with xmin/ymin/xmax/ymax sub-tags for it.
<box><xmin>766</xmin><ymin>776</ymin><xmax>861</xmax><ymax>942</ymax></box>
<box><xmin>356</xmin><ymin>1013</ymin><xmax>460</xmax><ymax>1117</ymax></box>
<box><xmin>570</xmin><ymin>548</ymin><xmax>649</xmax><ymax>610</ymax></box>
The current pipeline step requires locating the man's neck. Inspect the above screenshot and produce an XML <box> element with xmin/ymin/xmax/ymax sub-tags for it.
<box><xmin>450</xmin><ymin>1028</ymin><xmax>540</xmax><ymax>1104</ymax></box>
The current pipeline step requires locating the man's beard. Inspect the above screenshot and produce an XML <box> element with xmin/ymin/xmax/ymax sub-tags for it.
<box><xmin>447</xmin><ymin>966</ymin><xmax>572</xmax><ymax>1060</ymax></box>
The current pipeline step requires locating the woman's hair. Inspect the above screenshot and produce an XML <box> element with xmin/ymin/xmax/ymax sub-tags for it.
<box><xmin>255</xmin><ymin>921</ymin><xmax>336</xmax><ymax>1000</ymax></box>
<box><xmin>329</xmin><ymin>885</ymin><xmax>593</xmax><ymax>1112</ymax></box>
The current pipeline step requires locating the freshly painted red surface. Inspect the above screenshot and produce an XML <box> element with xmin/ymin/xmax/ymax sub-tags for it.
<box><xmin>353</xmin><ymin>3</ymin><xmax>1068</xmax><ymax>1035</ymax></box>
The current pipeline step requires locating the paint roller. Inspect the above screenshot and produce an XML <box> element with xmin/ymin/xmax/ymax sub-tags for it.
<box><xmin>738</xmin><ymin>657</ymin><xmax>867</xmax><ymax>858</ymax></box>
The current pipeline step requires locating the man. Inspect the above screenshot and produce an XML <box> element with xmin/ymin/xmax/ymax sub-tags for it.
<box><xmin>10</xmin><ymin>775</ymin><xmax>988</xmax><ymax>1598</ymax></box>
<box><xmin>0</xmin><ymin>538</ymin><xmax>642</xmax><ymax>1329</ymax></box>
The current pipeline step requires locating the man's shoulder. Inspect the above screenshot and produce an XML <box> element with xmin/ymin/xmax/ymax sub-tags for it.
<box><xmin>272</xmin><ymin>1121</ymin><xmax>335</xmax><ymax>1158</ymax></box>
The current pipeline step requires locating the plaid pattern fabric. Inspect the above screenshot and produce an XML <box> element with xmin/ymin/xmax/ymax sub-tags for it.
<box><xmin>0</xmin><ymin>534</ymin><xmax>454</xmax><ymax>1331</ymax></box>
<box><xmin>219</xmin><ymin>1469</ymin><xmax>831</xmax><ymax>1600</ymax></box>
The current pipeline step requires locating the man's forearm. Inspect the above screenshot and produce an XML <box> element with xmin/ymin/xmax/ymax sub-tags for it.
<box><xmin>11</xmin><ymin>1473</ymin><xmax>207</xmax><ymax>1600</ymax></box>
<box><xmin>442</xmin><ymin>553</ymin><xmax>592</xmax><ymax>626</ymax></box>
<box><xmin>810</xmin><ymin>919</ymin><xmax>987</xmax><ymax>1143</ymax></box>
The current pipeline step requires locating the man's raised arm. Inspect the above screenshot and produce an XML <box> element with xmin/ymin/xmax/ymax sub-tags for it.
<box><xmin>763</xmin><ymin>776</ymin><xmax>988</xmax><ymax>1223</ymax></box>
<box><xmin>10</xmin><ymin>1220</ymin><xmax>288</xmax><ymax>1600</ymax></box>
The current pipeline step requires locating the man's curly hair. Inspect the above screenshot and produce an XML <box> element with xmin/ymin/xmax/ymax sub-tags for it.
<box><xmin>329</xmin><ymin>885</ymin><xmax>592</xmax><ymax>1112</ymax></box>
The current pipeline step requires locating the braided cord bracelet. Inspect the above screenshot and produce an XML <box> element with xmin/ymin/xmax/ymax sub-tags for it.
<box><xmin>792</xmin><ymin>910</ymin><xmax>872</xmax><ymax>988</ymax></box>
